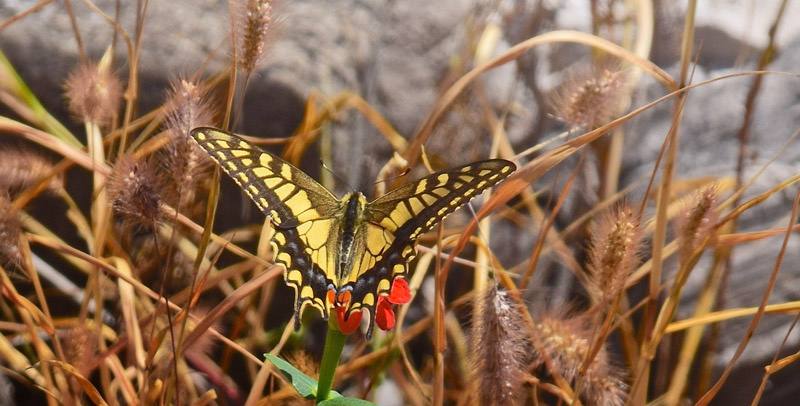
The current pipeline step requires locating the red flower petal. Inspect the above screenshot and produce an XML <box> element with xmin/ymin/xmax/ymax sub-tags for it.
<box><xmin>335</xmin><ymin>306</ymin><xmax>362</xmax><ymax>335</ymax></box>
<box><xmin>375</xmin><ymin>298</ymin><xmax>395</xmax><ymax>331</ymax></box>
<box><xmin>387</xmin><ymin>278</ymin><xmax>411</xmax><ymax>304</ymax></box>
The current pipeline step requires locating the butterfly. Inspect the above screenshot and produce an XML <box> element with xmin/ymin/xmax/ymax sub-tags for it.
<box><xmin>190</xmin><ymin>127</ymin><xmax>515</xmax><ymax>338</ymax></box>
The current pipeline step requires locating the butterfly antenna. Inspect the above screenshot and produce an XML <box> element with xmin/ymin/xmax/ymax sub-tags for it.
<box><xmin>372</xmin><ymin>166</ymin><xmax>411</xmax><ymax>187</ymax></box>
<box><xmin>320</xmin><ymin>159</ymin><xmax>357</xmax><ymax>193</ymax></box>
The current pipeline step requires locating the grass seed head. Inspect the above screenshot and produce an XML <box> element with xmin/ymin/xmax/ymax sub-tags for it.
<box><xmin>532</xmin><ymin>311</ymin><xmax>627</xmax><ymax>406</ymax></box>
<box><xmin>677</xmin><ymin>186</ymin><xmax>718</xmax><ymax>264</ymax></box>
<box><xmin>0</xmin><ymin>148</ymin><xmax>63</xmax><ymax>196</ymax></box>
<box><xmin>587</xmin><ymin>203</ymin><xmax>642</xmax><ymax>304</ymax></box>
<box><xmin>469</xmin><ymin>285</ymin><xmax>529</xmax><ymax>406</ymax></box>
<box><xmin>551</xmin><ymin>63</ymin><xmax>629</xmax><ymax>130</ymax></box>
<box><xmin>108</xmin><ymin>155</ymin><xmax>165</xmax><ymax>230</ymax></box>
<box><xmin>163</xmin><ymin>79</ymin><xmax>214</xmax><ymax>206</ymax></box>
<box><xmin>64</xmin><ymin>60</ymin><xmax>122</xmax><ymax>125</ymax></box>
<box><xmin>0</xmin><ymin>194</ymin><xmax>22</xmax><ymax>265</ymax></box>
<box><xmin>62</xmin><ymin>323</ymin><xmax>98</xmax><ymax>377</ymax></box>
<box><xmin>164</xmin><ymin>79</ymin><xmax>214</xmax><ymax>141</ymax></box>
<box><xmin>234</xmin><ymin>0</ymin><xmax>282</xmax><ymax>75</ymax></box>
<box><xmin>174</xmin><ymin>306</ymin><xmax>220</xmax><ymax>358</ymax></box>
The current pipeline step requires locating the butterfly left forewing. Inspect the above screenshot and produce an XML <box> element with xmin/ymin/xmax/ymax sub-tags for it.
<box><xmin>190</xmin><ymin>127</ymin><xmax>343</xmax><ymax>328</ymax></box>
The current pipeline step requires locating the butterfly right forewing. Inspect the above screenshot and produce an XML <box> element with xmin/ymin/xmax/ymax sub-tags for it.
<box><xmin>190</xmin><ymin>127</ymin><xmax>343</xmax><ymax>327</ymax></box>
<box><xmin>340</xmin><ymin>159</ymin><xmax>515</xmax><ymax>337</ymax></box>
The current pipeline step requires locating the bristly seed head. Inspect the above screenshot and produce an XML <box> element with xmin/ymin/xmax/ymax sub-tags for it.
<box><xmin>469</xmin><ymin>285</ymin><xmax>529</xmax><ymax>406</ymax></box>
<box><xmin>0</xmin><ymin>193</ymin><xmax>23</xmax><ymax>265</ymax></box>
<box><xmin>62</xmin><ymin>323</ymin><xmax>98</xmax><ymax>377</ymax></box>
<box><xmin>677</xmin><ymin>186</ymin><xmax>718</xmax><ymax>264</ymax></box>
<box><xmin>234</xmin><ymin>0</ymin><xmax>281</xmax><ymax>75</ymax></box>
<box><xmin>532</xmin><ymin>310</ymin><xmax>628</xmax><ymax>406</ymax></box>
<box><xmin>164</xmin><ymin>79</ymin><xmax>214</xmax><ymax>141</ymax></box>
<box><xmin>587</xmin><ymin>204</ymin><xmax>642</xmax><ymax>304</ymax></box>
<box><xmin>108</xmin><ymin>155</ymin><xmax>165</xmax><ymax>230</ymax></box>
<box><xmin>551</xmin><ymin>63</ymin><xmax>629</xmax><ymax>130</ymax></box>
<box><xmin>0</xmin><ymin>148</ymin><xmax>63</xmax><ymax>196</ymax></box>
<box><xmin>64</xmin><ymin>60</ymin><xmax>123</xmax><ymax>126</ymax></box>
<box><xmin>163</xmin><ymin>79</ymin><xmax>214</xmax><ymax>208</ymax></box>
<box><xmin>171</xmin><ymin>306</ymin><xmax>220</xmax><ymax>358</ymax></box>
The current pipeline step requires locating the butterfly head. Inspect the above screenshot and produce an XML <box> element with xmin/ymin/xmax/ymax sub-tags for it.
<box><xmin>340</xmin><ymin>192</ymin><xmax>367</xmax><ymax>217</ymax></box>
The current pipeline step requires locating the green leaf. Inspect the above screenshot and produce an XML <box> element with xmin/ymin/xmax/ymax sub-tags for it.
<box><xmin>318</xmin><ymin>397</ymin><xmax>377</xmax><ymax>406</ymax></box>
<box><xmin>0</xmin><ymin>49</ymin><xmax>81</xmax><ymax>147</ymax></box>
<box><xmin>264</xmin><ymin>353</ymin><xmax>319</xmax><ymax>399</ymax></box>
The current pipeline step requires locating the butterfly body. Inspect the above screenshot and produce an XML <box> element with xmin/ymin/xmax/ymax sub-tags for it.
<box><xmin>337</xmin><ymin>192</ymin><xmax>367</xmax><ymax>283</ymax></box>
<box><xmin>190</xmin><ymin>127</ymin><xmax>515</xmax><ymax>338</ymax></box>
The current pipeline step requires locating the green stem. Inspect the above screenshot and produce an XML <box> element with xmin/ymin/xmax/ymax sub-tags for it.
<box><xmin>316</xmin><ymin>325</ymin><xmax>347</xmax><ymax>402</ymax></box>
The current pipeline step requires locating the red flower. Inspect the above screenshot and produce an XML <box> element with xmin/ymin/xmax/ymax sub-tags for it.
<box><xmin>333</xmin><ymin>278</ymin><xmax>411</xmax><ymax>335</ymax></box>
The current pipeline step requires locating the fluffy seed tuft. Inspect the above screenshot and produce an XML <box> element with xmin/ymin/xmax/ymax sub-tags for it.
<box><xmin>0</xmin><ymin>148</ymin><xmax>63</xmax><ymax>196</ymax></box>
<box><xmin>234</xmin><ymin>0</ymin><xmax>281</xmax><ymax>75</ymax></box>
<box><xmin>469</xmin><ymin>285</ymin><xmax>529</xmax><ymax>406</ymax></box>
<box><xmin>587</xmin><ymin>204</ymin><xmax>642</xmax><ymax>304</ymax></box>
<box><xmin>284</xmin><ymin>351</ymin><xmax>319</xmax><ymax>380</ymax></box>
<box><xmin>532</xmin><ymin>311</ymin><xmax>627</xmax><ymax>406</ymax></box>
<box><xmin>676</xmin><ymin>186</ymin><xmax>718</xmax><ymax>264</ymax></box>
<box><xmin>164</xmin><ymin>79</ymin><xmax>214</xmax><ymax>142</ymax></box>
<box><xmin>64</xmin><ymin>60</ymin><xmax>123</xmax><ymax>125</ymax></box>
<box><xmin>551</xmin><ymin>63</ymin><xmax>628</xmax><ymax>130</ymax></box>
<box><xmin>0</xmin><ymin>194</ymin><xmax>23</xmax><ymax>265</ymax></box>
<box><xmin>108</xmin><ymin>155</ymin><xmax>165</xmax><ymax>230</ymax></box>
<box><xmin>62</xmin><ymin>323</ymin><xmax>98</xmax><ymax>377</ymax></box>
<box><xmin>173</xmin><ymin>306</ymin><xmax>220</xmax><ymax>358</ymax></box>
<box><xmin>163</xmin><ymin>79</ymin><xmax>214</xmax><ymax>209</ymax></box>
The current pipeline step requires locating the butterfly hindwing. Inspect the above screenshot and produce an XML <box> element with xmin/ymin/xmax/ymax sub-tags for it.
<box><xmin>272</xmin><ymin>223</ymin><xmax>338</xmax><ymax>324</ymax></box>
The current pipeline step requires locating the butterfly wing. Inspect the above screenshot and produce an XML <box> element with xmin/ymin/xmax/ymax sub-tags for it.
<box><xmin>350</xmin><ymin>159</ymin><xmax>516</xmax><ymax>337</ymax></box>
<box><xmin>190</xmin><ymin>127</ymin><xmax>340</xmax><ymax>227</ymax></box>
<box><xmin>190</xmin><ymin>127</ymin><xmax>343</xmax><ymax>326</ymax></box>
